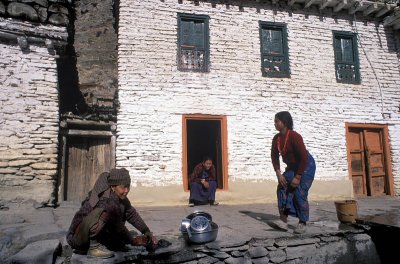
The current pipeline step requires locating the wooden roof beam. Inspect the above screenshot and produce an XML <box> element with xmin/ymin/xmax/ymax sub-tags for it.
<box><xmin>304</xmin><ymin>0</ymin><xmax>317</xmax><ymax>9</ymax></box>
<box><xmin>288</xmin><ymin>0</ymin><xmax>297</xmax><ymax>7</ymax></box>
<box><xmin>393</xmin><ymin>20</ymin><xmax>400</xmax><ymax>30</ymax></box>
<box><xmin>375</xmin><ymin>5</ymin><xmax>392</xmax><ymax>18</ymax></box>
<box><xmin>319</xmin><ymin>0</ymin><xmax>332</xmax><ymax>11</ymax></box>
<box><xmin>384</xmin><ymin>13</ymin><xmax>400</xmax><ymax>27</ymax></box>
<box><xmin>349</xmin><ymin>1</ymin><xmax>365</xmax><ymax>15</ymax></box>
<box><xmin>363</xmin><ymin>2</ymin><xmax>379</xmax><ymax>17</ymax></box>
<box><xmin>333</xmin><ymin>0</ymin><xmax>347</xmax><ymax>13</ymax></box>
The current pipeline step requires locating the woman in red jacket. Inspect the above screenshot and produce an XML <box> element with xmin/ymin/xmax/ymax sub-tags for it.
<box><xmin>271</xmin><ymin>111</ymin><xmax>316</xmax><ymax>234</ymax></box>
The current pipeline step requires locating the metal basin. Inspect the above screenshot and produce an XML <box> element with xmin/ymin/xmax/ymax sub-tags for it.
<box><xmin>181</xmin><ymin>222</ymin><xmax>218</xmax><ymax>244</ymax></box>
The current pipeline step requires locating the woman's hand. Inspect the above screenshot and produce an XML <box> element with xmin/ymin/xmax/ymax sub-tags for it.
<box><xmin>201</xmin><ymin>179</ymin><xmax>209</xmax><ymax>189</ymax></box>
<box><xmin>149</xmin><ymin>234</ymin><xmax>158</xmax><ymax>245</ymax></box>
<box><xmin>145</xmin><ymin>231</ymin><xmax>158</xmax><ymax>245</ymax></box>
<box><xmin>276</xmin><ymin>170</ymin><xmax>287</xmax><ymax>188</ymax></box>
<box><xmin>290</xmin><ymin>174</ymin><xmax>301</xmax><ymax>189</ymax></box>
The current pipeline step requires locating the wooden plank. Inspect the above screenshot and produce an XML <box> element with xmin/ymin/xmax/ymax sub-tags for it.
<box><xmin>59</xmin><ymin>135</ymin><xmax>67</xmax><ymax>202</ymax></box>
<box><xmin>334</xmin><ymin>0</ymin><xmax>347</xmax><ymax>13</ymax></box>
<box><xmin>375</xmin><ymin>5</ymin><xmax>392</xmax><ymax>18</ymax></box>
<box><xmin>67</xmin><ymin>129</ymin><xmax>112</xmax><ymax>137</ymax></box>
<box><xmin>349</xmin><ymin>1</ymin><xmax>365</xmax><ymax>15</ymax></box>
<box><xmin>111</xmin><ymin>135</ymin><xmax>116</xmax><ymax>168</ymax></box>
<box><xmin>382</xmin><ymin>126</ymin><xmax>394</xmax><ymax>195</ymax></box>
<box><xmin>383</xmin><ymin>14</ymin><xmax>400</xmax><ymax>26</ymax></box>
<box><xmin>304</xmin><ymin>0</ymin><xmax>317</xmax><ymax>8</ymax></box>
<box><xmin>65</xmin><ymin>119</ymin><xmax>113</xmax><ymax>128</ymax></box>
<box><xmin>393</xmin><ymin>20</ymin><xmax>400</xmax><ymax>30</ymax></box>
<box><xmin>288</xmin><ymin>0</ymin><xmax>297</xmax><ymax>6</ymax></box>
<box><xmin>352</xmin><ymin>176</ymin><xmax>365</xmax><ymax>196</ymax></box>
<box><xmin>319</xmin><ymin>0</ymin><xmax>332</xmax><ymax>10</ymax></box>
<box><xmin>347</xmin><ymin>129</ymin><xmax>367</xmax><ymax>196</ymax></box>
<box><xmin>363</xmin><ymin>2</ymin><xmax>378</xmax><ymax>16</ymax></box>
<box><xmin>363</xmin><ymin>129</ymin><xmax>386</xmax><ymax>196</ymax></box>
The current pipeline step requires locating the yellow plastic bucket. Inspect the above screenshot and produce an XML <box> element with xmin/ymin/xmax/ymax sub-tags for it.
<box><xmin>334</xmin><ymin>200</ymin><xmax>358</xmax><ymax>223</ymax></box>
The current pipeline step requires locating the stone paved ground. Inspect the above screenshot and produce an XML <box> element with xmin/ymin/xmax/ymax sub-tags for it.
<box><xmin>1</xmin><ymin>196</ymin><xmax>399</xmax><ymax>263</ymax></box>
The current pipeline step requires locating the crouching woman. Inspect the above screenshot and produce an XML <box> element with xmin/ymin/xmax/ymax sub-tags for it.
<box><xmin>66</xmin><ymin>168</ymin><xmax>157</xmax><ymax>258</ymax></box>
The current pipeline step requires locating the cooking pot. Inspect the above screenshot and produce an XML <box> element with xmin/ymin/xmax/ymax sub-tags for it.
<box><xmin>180</xmin><ymin>211</ymin><xmax>218</xmax><ymax>244</ymax></box>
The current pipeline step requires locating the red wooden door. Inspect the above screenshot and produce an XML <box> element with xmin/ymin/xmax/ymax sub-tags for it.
<box><xmin>348</xmin><ymin>129</ymin><xmax>367</xmax><ymax>196</ymax></box>
<box><xmin>363</xmin><ymin>130</ymin><xmax>386</xmax><ymax>196</ymax></box>
<box><xmin>347</xmin><ymin>125</ymin><xmax>392</xmax><ymax>196</ymax></box>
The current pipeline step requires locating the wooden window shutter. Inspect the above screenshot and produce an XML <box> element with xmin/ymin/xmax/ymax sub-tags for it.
<box><xmin>180</xmin><ymin>20</ymin><xmax>195</xmax><ymax>47</ymax></box>
<box><xmin>193</xmin><ymin>22</ymin><xmax>205</xmax><ymax>49</ymax></box>
<box><xmin>333</xmin><ymin>31</ymin><xmax>360</xmax><ymax>84</ymax></box>
<box><xmin>341</xmin><ymin>38</ymin><xmax>354</xmax><ymax>63</ymax></box>
<box><xmin>177</xmin><ymin>13</ymin><xmax>209</xmax><ymax>72</ymax></box>
<box><xmin>267</xmin><ymin>29</ymin><xmax>283</xmax><ymax>55</ymax></box>
<box><xmin>259</xmin><ymin>22</ymin><xmax>289</xmax><ymax>78</ymax></box>
<box><xmin>334</xmin><ymin>37</ymin><xmax>343</xmax><ymax>62</ymax></box>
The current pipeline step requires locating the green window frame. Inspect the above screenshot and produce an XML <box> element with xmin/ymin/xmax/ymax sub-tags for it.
<box><xmin>259</xmin><ymin>21</ymin><xmax>290</xmax><ymax>78</ymax></box>
<box><xmin>177</xmin><ymin>13</ymin><xmax>210</xmax><ymax>72</ymax></box>
<box><xmin>333</xmin><ymin>31</ymin><xmax>360</xmax><ymax>84</ymax></box>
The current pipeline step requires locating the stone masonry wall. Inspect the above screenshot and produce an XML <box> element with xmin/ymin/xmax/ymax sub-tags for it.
<box><xmin>73</xmin><ymin>0</ymin><xmax>118</xmax><ymax>109</ymax></box>
<box><xmin>117</xmin><ymin>1</ymin><xmax>400</xmax><ymax>194</ymax></box>
<box><xmin>0</xmin><ymin>43</ymin><xmax>60</xmax><ymax>205</ymax></box>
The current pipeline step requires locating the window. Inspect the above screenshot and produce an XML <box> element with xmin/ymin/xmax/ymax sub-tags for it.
<box><xmin>333</xmin><ymin>31</ymin><xmax>360</xmax><ymax>84</ymax></box>
<box><xmin>259</xmin><ymin>22</ymin><xmax>290</xmax><ymax>78</ymax></box>
<box><xmin>177</xmin><ymin>13</ymin><xmax>209</xmax><ymax>72</ymax></box>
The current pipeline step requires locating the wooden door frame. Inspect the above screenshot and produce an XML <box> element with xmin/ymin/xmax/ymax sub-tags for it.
<box><xmin>345</xmin><ymin>123</ymin><xmax>394</xmax><ymax>196</ymax></box>
<box><xmin>58</xmin><ymin>120</ymin><xmax>116</xmax><ymax>202</ymax></box>
<box><xmin>182</xmin><ymin>114</ymin><xmax>228</xmax><ymax>191</ymax></box>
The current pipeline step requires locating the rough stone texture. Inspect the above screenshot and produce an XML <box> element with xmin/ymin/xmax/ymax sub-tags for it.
<box><xmin>1</xmin><ymin>200</ymin><xmax>395</xmax><ymax>263</ymax></box>
<box><xmin>7</xmin><ymin>2</ymin><xmax>39</xmax><ymax>21</ymax></box>
<box><xmin>117</xmin><ymin>0</ymin><xmax>400</xmax><ymax>196</ymax></box>
<box><xmin>9</xmin><ymin>239</ymin><xmax>61</xmax><ymax>264</ymax></box>
<box><xmin>0</xmin><ymin>2</ymin><xmax>6</xmax><ymax>15</ymax></box>
<box><xmin>1</xmin><ymin>0</ymin><xmax>71</xmax><ymax>26</ymax></box>
<box><xmin>0</xmin><ymin>43</ymin><xmax>60</xmax><ymax>204</ymax></box>
<box><xmin>73</xmin><ymin>0</ymin><xmax>118</xmax><ymax>109</ymax></box>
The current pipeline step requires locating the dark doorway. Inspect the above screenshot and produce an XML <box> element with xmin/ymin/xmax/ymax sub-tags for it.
<box><xmin>183</xmin><ymin>115</ymin><xmax>228</xmax><ymax>191</ymax></box>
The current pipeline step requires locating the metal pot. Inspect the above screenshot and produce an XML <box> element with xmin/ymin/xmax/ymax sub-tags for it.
<box><xmin>180</xmin><ymin>211</ymin><xmax>218</xmax><ymax>244</ymax></box>
<box><xmin>181</xmin><ymin>222</ymin><xmax>218</xmax><ymax>244</ymax></box>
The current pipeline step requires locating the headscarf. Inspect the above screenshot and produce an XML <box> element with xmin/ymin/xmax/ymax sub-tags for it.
<box><xmin>88</xmin><ymin>168</ymin><xmax>131</xmax><ymax>207</ymax></box>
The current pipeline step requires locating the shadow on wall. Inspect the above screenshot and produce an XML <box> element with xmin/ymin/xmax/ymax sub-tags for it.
<box><xmin>57</xmin><ymin>6</ymin><xmax>86</xmax><ymax>116</ymax></box>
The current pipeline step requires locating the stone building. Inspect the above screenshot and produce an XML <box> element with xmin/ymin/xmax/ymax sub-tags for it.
<box><xmin>0</xmin><ymin>0</ymin><xmax>119</xmax><ymax>205</ymax></box>
<box><xmin>1</xmin><ymin>0</ymin><xmax>400</xmax><ymax>206</ymax></box>
<box><xmin>0</xmin><ymin>0</ymin><xmax>70</xmax><ymax>204</ymax></box>
<box><xmin>116</xmin><ymin>0</ymin><xmax>400</xmax><ymax>205</ymax></box>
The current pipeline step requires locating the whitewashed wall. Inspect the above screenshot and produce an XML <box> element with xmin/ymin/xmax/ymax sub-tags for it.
<box><xmin>118</xmin><ymin>0</ymin><xmax>400</xmax><ymax>195</ymax></box>
<box><xmin>0</xmin><ymin>43</ymin><xmax>60</xmax><ymax>204</ymax></box>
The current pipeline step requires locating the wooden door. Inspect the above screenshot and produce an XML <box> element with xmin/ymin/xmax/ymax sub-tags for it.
<box><xmin>65</xmin><ymin>137</ymin><xmax>112</xmax><ymax>201</ymax></box>
<box><xmin>363</xmin><ymin>130</ymin><xmax>386</xmax><ymax>196</ymax></box>
<box><xmin>347</xmin><ymin>130</ymin><xmax>367</xmax><ymax>196</ymax></box>
<box><xmin>346</xmin><ymin>124</ymin><xmax>393</xmax><ymax>196</ymax></box>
